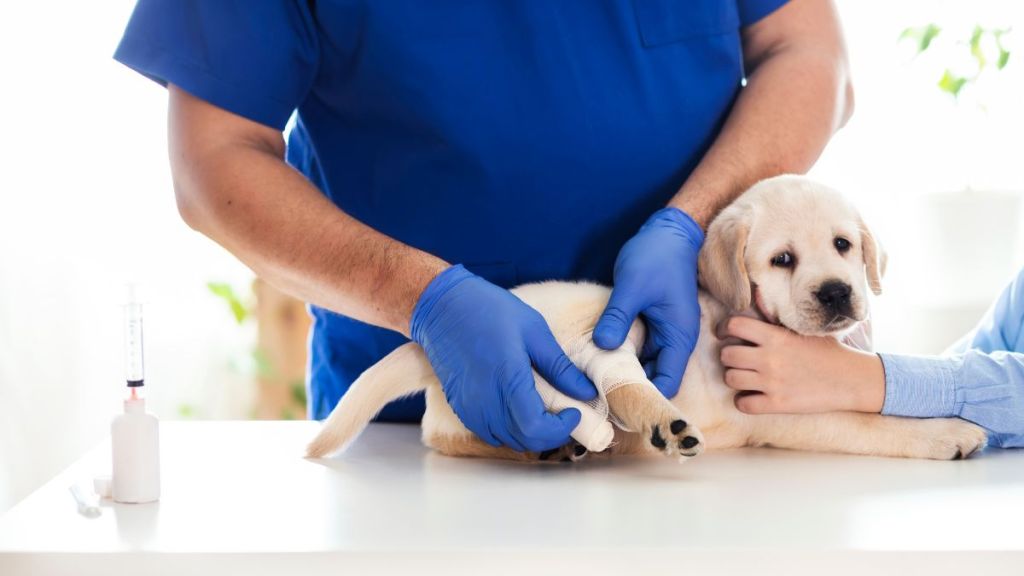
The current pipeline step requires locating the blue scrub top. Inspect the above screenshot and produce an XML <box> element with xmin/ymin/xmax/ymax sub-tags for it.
<box><xmin>115</xmin><ymin>0</ymin><xmax>788</xmax><ymax>422</ymax></box>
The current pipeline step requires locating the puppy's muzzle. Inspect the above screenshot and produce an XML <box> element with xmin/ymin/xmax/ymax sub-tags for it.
<box><xmin>815</xmin><ymin>280</ymin><xmax>852</xmax><ymax>317</ymax></box>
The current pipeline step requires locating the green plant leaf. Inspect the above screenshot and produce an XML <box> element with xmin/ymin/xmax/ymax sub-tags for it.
<box><xmin>970</xmin><ymin>25</ymin><xmax>987</xmax><ymax>71</ymax></box>
<box><xmin>206</xmin><ymin>282</ymin><xmax>249</xmax><ymax>324</ymax></box>
<box><xmin>998</xmin><ymin>48</ymin><xmax>1010</xmax><ymax>69</ymax></box>
<box><xmin>937</xmin><ymin>69</ymin><xmax>968</xmax><ymax>98</ymax></box>
<box><xmin>899</xmin><ymin>24</ymin><xmax>941</xmax><ymax>53</ymax></box>
<box><xmin>920</xmin><ymin>23</ymin><xmax>941</xmax><ymax>52</ymax></box>
<box><xmin>289</xmin><ymin>380</ymin><xmax>307</xmax><ymax>406</ymax></box>
<box><xmin>993</xmin><ymin>27</ymin><xmax>1011</xmax><ymax>69</ymax></box>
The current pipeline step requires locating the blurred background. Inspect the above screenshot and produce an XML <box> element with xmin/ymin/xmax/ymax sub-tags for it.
<box><xmin>1</xmin><ymin>1</ymin><xmax>1021</xmax><ymax>514</ymax></box>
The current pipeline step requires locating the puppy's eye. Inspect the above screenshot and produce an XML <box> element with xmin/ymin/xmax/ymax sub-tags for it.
<box><xmin>834</xmin><ymin>237</ymin><xmax>851</xmax><ymax>253</ymax></box>
<box><xmin>770</xmin><ymin>252</ymin><xmax>794</xmax><ymax>268</ymax></box>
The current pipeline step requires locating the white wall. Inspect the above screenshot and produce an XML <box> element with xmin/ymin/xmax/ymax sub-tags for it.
<box><xmin>810</xmin><ymin>0</ymin><xmax>1024</xmax><ymax>353</ymax></box>
<box><xmin>0</xmin><ymin>0</ymin><xmax>1021</xmax><ymax>515</ymax></box>
<box><xmin>0</xmin><ymin>1</ymin><xmax>256</xmax><ymax>514</ymax></box>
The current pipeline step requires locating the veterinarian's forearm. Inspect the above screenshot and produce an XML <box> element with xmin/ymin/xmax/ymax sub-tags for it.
<box><xmin>669</xmin><ymin>0</ymin><xmax>852</xmax><ymax>227</ymax></box>
<box><xmin>168</xmin><ymin>86</ymin><xmax>448</xmax><ymax>336</ymax></box>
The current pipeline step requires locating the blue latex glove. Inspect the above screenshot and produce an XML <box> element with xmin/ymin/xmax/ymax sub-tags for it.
<box><xmin>411</xmin><ymin>265</ymin><xmax>597</xmax><ymax>452</ymax></box>
<box><xmin>593</xmin><ymin>207</ymin><xmax>705</xmax><ymax>398</ymax></box>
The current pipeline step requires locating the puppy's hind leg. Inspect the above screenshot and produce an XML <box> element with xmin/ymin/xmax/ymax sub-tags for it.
<box><xmin>744</xmin><ymin>412</ymin><xmax>987</xmax><ymax>460</ymax></box>
<box><xmin>424</xmin><ymin>433</ymin><xmax>589</xmax><ymax>463</ymax></box>
<box><xmin>421</xmin><ymin>384</ymin><xmax>588</xmax><ymax>463</ymax></box>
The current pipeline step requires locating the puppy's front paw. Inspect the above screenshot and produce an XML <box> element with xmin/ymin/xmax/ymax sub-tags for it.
<box><xmin>604</xmin><ymin>382</ymin><xmax>704</xmax><ymax>462</ymax></box>
<box><xmin>907</xmin><ymin>418</ymin><xmax>987</xmax><ymax>460</ymax></box>
<box><xmin>646</xmin><ymin>417</ymin><xmax>704</xmax><ymax>462</ymax></box>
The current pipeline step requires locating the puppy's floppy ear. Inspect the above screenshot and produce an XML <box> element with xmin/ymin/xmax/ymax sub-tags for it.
<box><xmin>858</xmin><ymin>216</ymin><xmax>887</xmax><ymax>295</ymax></box>
<box><xmin>698</xmin><ymin>206</ymin><xmax>752</xmax><ymax>310</ymax></box>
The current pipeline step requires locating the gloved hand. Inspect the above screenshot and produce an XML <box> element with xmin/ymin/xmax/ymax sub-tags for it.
<box><xmin>593</xmin><ymin>207</ymin><xmax>704</xmax><ymax>398</ymax></box>
<box><xmin>411</xmin><ymin>265</ymin><xmax>597</xmax><ymax>452</ymax></box>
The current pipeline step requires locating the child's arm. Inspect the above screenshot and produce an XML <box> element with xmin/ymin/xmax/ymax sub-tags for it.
<box><xmin>717</xmin><ymin>324</ymin><xmax>1024</xmax><ymax>448</ymax></box>
<box><xmin>878</xmin><ymin>266</ymin><xmax>1024</xmax><ymax>448</ymax></box>
<box><xmin>719</xmin><ymin>264</ymin><xmax>1024</xmax><ymax>448</ymax></box>
<box><xmin>878</xmin><ymin>350</ymin><xmax>1024</xmax><ymax>447</ymax></box>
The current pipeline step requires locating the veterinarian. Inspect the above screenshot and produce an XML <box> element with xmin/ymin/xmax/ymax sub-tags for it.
<box><xmin>719</xmin><ymin>267</ymin><xmax>1024</xmax><ymax>448</ymax></box>
<box><xmin>115</xmin><ymin>0</ymin><xmax>853</xmax><ymax>453</ymax></box>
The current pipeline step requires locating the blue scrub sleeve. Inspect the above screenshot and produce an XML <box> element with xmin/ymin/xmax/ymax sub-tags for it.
<box><xmin>114</xmin><ymin>0</ymin><xmax>319</xmax><ymax>131</ymax></box>
<box><xmin>736</xmin><ymin>0</ymin><xmax>790</xmax><ymax>27</ymax></box>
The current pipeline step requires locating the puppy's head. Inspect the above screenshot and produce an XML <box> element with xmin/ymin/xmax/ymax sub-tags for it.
<box><xmin>698</xmin><ymin>175</ymin><xmax>886</xmax><ymax>337</ymax></box>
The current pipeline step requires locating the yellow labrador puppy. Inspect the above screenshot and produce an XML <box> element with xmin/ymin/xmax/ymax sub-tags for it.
<box><xmin>309</xmin><ymin>175</ymin><xmax>987</xmax><ymax>462</ymax></box>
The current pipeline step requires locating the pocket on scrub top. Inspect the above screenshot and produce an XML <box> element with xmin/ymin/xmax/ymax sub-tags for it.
<box><xmin>632</xmin><ymin>0</ymin><xmax>740</xmax><ymax>47</ymax></box>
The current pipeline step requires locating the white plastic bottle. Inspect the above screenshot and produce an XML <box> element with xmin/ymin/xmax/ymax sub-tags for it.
<box><xmin>111</xmin><ymin>392</ymin><xmax>161</xmax><ymax>503</ymax></box>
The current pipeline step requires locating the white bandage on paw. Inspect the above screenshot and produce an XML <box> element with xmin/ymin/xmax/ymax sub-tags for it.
<box><xmin>535</xmin><ymin>376</ymin><xmax>615</xmax><ymax>453</ymax></box>
<box><xmin>536</xmin><ymin>327</ymin><xmax>660</xmax><ymax>450</ymax></box>
<box><xmin>567</xmin><ymin>334</ymin><xmax>658</xmax><ymax>433</ymax></box>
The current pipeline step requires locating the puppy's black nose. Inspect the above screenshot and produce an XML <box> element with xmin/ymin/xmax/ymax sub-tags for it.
<box><xmin>815</xmin><ymin>281</ymin><xmax>852</xmax><ymax>313</ymax></box>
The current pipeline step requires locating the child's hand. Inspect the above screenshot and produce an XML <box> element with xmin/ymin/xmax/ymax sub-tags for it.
<box><xmin>717</xmin><ymin>316</ymin><xmax>885</xmax><ymax>415</ymax></box>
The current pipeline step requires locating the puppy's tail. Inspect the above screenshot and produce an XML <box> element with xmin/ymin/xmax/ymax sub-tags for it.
<box><xmin>306</xmin><ymin>343</ymin><xmax>433</xmax><ymax>458</ymax></box>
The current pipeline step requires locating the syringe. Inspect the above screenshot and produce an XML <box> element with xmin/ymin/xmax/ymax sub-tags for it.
<box><xmin>124</xmin><ymin>284</ymin><xmax>145</xmax><ymax>395</ymax></box>
<box><xmin>112</xmin><ymin>282</ymin><xmax>161</xmax><ymax>503</ymax></box>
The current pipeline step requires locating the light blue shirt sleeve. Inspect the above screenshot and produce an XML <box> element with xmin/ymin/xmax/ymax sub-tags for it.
<box><xmin>879</xmin><ymin>267</ymin><xmax>1024</xmax><ymax>448</ymax></box>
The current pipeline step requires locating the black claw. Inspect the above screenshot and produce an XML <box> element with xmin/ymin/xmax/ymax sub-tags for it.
<box><xmin>670</xmin><ymin>419</ymin><xmax>687</xmax><ymax>435</ymax></box>
<box><xmin>539</xmin><ymin>448</ymin><xmax>558</xmax><ymax>461</ymax></box>
<box><xmin>681</xmin><ymin>436</ymin><xmax>699</xmax><ymax>449</ymax></box>
<box><xmin>650</xmin><ymin>425</ymin><xmax>667</xmax><ymax>449</ymax></box>
<box><xmin>573</xmin><ymin>444</ymin><xmax>587</xmax><ymax>457</ymax></box>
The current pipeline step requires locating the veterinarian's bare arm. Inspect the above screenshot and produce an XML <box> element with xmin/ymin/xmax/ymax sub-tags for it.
<box><xmin>669</xmin><ymin>0</ymin><xmax>852</xmax><ymax>227</ymax></box>
<box><xmin>168</xmin><ymin>85</ymin><xmax>448</xmax><ymax>336</ymax></box>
